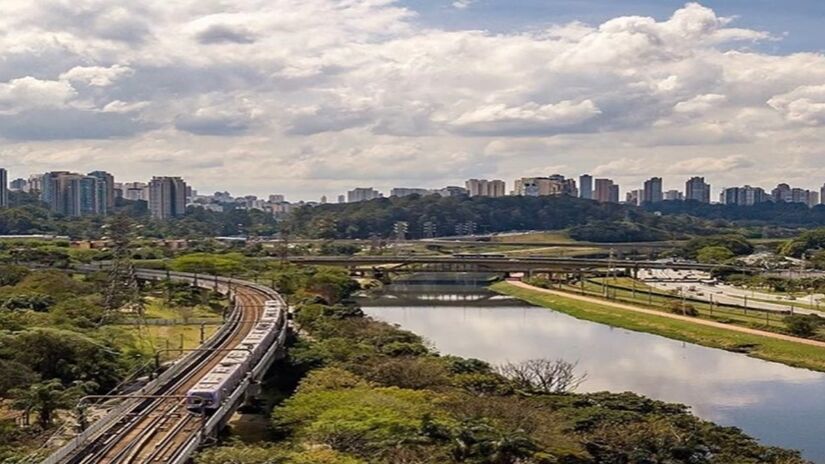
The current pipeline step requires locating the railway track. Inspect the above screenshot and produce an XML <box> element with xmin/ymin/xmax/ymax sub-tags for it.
<box><xmin>47</xmin><ymin>270</ymin><xmax>280</xmax><ymax>464</ymax></box>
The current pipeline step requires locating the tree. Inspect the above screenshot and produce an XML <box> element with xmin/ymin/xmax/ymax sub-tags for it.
<box><xmin>496</xmin><ymin>359</ymin><xmax>586</xmax><ymax>394</ymax></box>
<box><xmin>785</xmin><ymin>314</ymin><xmax>822</xmax><ymax>338</ymax></box>
<box><xmin>10</xmin><ymin>379</ymin><xmax>94</xmax><ymax>428</ymax></box>
<box><xmin>696</xmin><ymin>246</ymin><xmax>735</xmax><ymax>264</ymax></box>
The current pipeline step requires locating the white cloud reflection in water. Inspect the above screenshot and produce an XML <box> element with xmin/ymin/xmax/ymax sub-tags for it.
<box><xmin>362</xmin><ymin>301</ymin><xmax>825</xmax><ymax>462</ymax></box>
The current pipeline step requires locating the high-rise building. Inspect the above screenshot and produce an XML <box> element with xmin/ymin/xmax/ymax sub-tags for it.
<box><xmin>466</xmin><ymin>179</ymin><xmax>506</xmax><ymax>198</ymax></box>
<box><xmin>594</xmin><ymin>178</ymin><xmax>619</xmax><ymax>203</ymax></box>
<box><xmin>320</xmin><ymin>195</ymin><xmax>327</xmax><ymax>204</ymax></box>
<box><xmin>720</xmin><ymin>186</ymin><xmax>770</xmax><ymax>206</ymax></box>
<box><xmin>579</xmin><ymin>174</ymin><xmax>593</xmax><ymax>200</ymax></box>
<box><xmin>9</xmin><ymin>178</ymin><xmax>26</xmax><ymax>192</ymax></box>
<box><xmin>0</xmin><ymin>168</ymin><xmax>7</xmax><ymax>208</ymax></box>
<box><xmin>821</xmin><ymin>184</ymin><xmax>825</xmax><ymax>206</ymax></box>
<box><xmin>642</xmin><ymin>177</ymin><xmax>663</xmax><ymax>204</ymax></box>
<box><xmin>514</xmin><ymin>175</ymin><xmax>577</xmax><ymax>197</ymax></box>
<box><xmin>88</xmin><ymin>171</ymin><xmax>115</xmax><ymax>210</ymax></box>
<box><xmin>685</xmin><ymin>177</ymin><xmax>711</xmax><ymax>203</ymax></box>
<box><xmin>269</xmin><ymin>194</ymin><xmax>286</xmax><ymax>203</ymax></box>
<box><xmin>625</xmin><ymin>189</ymin><xmax>642</xmax><ymax>206</ymax></box>
<box><xmin>40</xmin><ymin>171</ymin><xmax>106</xmax><ymax>216</ymax></box>
<box><xmin>664</xmin><ymin>190</ymin><xmax>684</xmax><ymax>201</ymax></box>
<box><xmin>27</xmin><ymin>174</ymin><xmax>42</xmax><ymax>194</ymax></box>
<box><xmin>337</xmin><ymin>195</ymin><xmax>345</xmax><ymax>204</ymax></box>
<box><xmin>149</xmin><ymin>176</ymin><xmax>187</xmax><ymax>220</ymax></box>
<box><xmin>121</xmin><ymin>182</ymin><xmax>149</xmax><ymax>202</ymax></box>
<box><xmin>772</xmin><ymin>183</ymin><xmax>792</xmax><ymax>203</ymax></box>
<box><xmin>347</xmin><ymin>187</ymin><xmax>382</xmax><ymax>203</ymax></box>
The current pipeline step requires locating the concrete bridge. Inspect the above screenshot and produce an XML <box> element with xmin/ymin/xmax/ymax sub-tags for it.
<box><xmin>285</xmin><ymin>255</ymin><xmax>750</xmax><ymax>275</ymax></box>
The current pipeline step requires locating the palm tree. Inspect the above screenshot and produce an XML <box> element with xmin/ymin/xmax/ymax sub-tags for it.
<box><xmin>11</xmin><ymin>379</ymin><xmax>95</xmax><ymax>429</ymax></box>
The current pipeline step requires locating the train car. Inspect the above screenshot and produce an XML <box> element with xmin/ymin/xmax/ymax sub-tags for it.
<box><xmin>186</xmin><ymin>361</ymin><xmax>244</xmax><ymax>411</ymax></box>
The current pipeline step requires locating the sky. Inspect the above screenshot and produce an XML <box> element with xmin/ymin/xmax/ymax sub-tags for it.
<box><xmin>1</xmin><ymin>0</ymin><xmax>825</xmax><ymax>201</ymax></box>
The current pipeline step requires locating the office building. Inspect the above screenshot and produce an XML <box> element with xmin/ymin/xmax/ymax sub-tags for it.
<box><xmin>685</xmin><ymin>177</ymin><xmax>711</xmax><ymax>203</ymax></box>
<box><xmin>88</xmin><ymin>171</ymin><xmax>115</xmax><ymax>210</ymax></box>
<box><xmin>148</xmin><ymin>176</ymin><xmax>187</xmax><ymax>219</ymax></box>
<box><xmin>642</xmin><ymin>177</ymin><xmax>663</xmax><ymax>204</ymax></box>
<box><xmin>347</xmin><ymin>187</ymin><xmax>382</xmax><ymax>203</ymax></box>
<box><xmin>120</xmin><ymin>182</ymin><xmax>149</xmax><ymax>202</ymax></box>
<box><xmin>269</xmin><ymin>194</ymin><xmax>285</xmax><ymax>203</ymax></box>
<box><xmin>594</xmin><ymin>178</ymin><xmax>619</xmax><ymax>203</ymax></box>
<box><xmin>466</xmin><ymin>179</ymin><xmax>506</xmax><ymax>198</ymax></box>
<box><xmin>514</xmin><ymin>175</ymin><xmax>577</xmax><ymax>197</ymax></box>
<box><xmin>772</xmin><ymin>183</ymin><xmax>792</xmax><ymax>203</ymax></box>
<box><xmin>579</xmin><ymin>174</ymin><xmax>593</xmax><ymax>200</ymax></box>
<box><xmin>27</xmin><ymin>174</ymin><xmax>42</xmax><ymax>194</ymax></box>
<box><xmin>0</xmin><ymin>168</ymin><xmax>7</xmax><ymax>208</ymax></box>
<box><xmin>390</xmin><ymin>188</ymin><xmax>430</xmax><ymax>198</ymax></box>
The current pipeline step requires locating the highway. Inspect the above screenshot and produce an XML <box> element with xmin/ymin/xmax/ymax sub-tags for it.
<box><xmin>40</xmin><ymin>269</ymin><xmax>286</xmax><ymax>464</ymax></box>
<box><xmin>639</xmin><ymin>269</ymin><xmax>825</xmax><ymax>315</ymax></box>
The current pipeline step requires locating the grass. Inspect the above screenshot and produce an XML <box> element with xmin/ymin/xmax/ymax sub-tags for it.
<box><xmin>491</xmin><ymin>231</ymin><xmax>574</xmax><ymax>244</ymax></box>
<box><xmin>143</xmin><ymin>298</ymin><xmax>222</xmax><ymax>320</ymax></box>
<box><xmin>123</xmin><ymin>324</ymin><xmax>220</xmax><ymax>363</ymax></box>
<box><xmin>491</xmin><ymin>281</ymin><xmax>825</xmax><ymax>372</ymax></box>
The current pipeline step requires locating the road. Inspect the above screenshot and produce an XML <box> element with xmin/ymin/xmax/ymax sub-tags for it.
<box><xmin>509</xmin><ymin>280</ymin><xmax>825</xmax><ymax>348</ymax></box>
<box><xmin>639</xmin><ymin>269</ymin><xmax>825</xmax><ymax>316</ymax></box>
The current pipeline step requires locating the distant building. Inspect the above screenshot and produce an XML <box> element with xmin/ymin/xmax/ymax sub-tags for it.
<box><xmin>40</xmin><ymin>171</ymin><xmax>106</xmax><ymax>216</ymax></box>
<box><xmin>514</xmin><ymin>175</ymin><xmax>577</xmax><ymax>197</ymax></box>
<box><xmin>594</xmin><ymin>178</ymin><xmax>619</xmax><ymax>203</ymax></box>
<box><xmin>320</xmin><ymin>195</ymin><xmax>327</xmax><ymax>204</ymax></box>
<box><xmin>347</xmin><ymin>187</ymin><xmax>382</xmax><ymax>203</ymax></box>
<box><xmin>821</xmin><ymin>184</ymin><xmax>825</xmax><ymax>206</ymax></box>
<box><xmin>0</xmin><ymin>168</ymin><xmax>7</xmax><ymax>208</ymax></box>
<box><xmin>642</xmin><ymin>177</ymin><xmax>663</xmax><ymax>204</ymax></box>
<box><xmin>269</xmin><ymin>194</ymin><xmax>285</xmax><ymax>203</ymax></box>
<box><xmin>664</xmin><ymin>190</ymin><xmax>684</xmax><ymax>201</ymax></box>
<box><xmin>27</xmin><ymin>174</ymin><xmax>42</xmax><ymax>194</ymax></box>
<box><xmin>772</xmin><ymin>183</ymin><xmax>792</xmax><ymax>203</ymax></box>
<box><xmin>435</xmin><ymin>186</ymin><xmax>468</xmax><ymax>197</ymax></box>
<box><xmin>337</xmin><ymin>195</ymin><xmax>345</xmax><ymax>204</ymax></box>
<box><xmin>685</xmin><ymin>177</ymin><xmax>711</xmax><ymax>203</ymax></box>
<box><xmin>390</xmin><ymin>188</ymin><xmax>430</xmax><ymax>198</ymax></box>
<box><xmin>720</xmin><ymin>185</ymin><xmax>770</xmax><ymax>206</ymax></box>
<box><xmin>9</xmin><ymin>178</ymin><xmax>27</xmax><ymax>192</ymax></box>
<box><xmin>88</xmin><ymin>171</ymin><xmax>115</xmax><ymax>210</ymax></box>
<box><xmin>148</xmin><ymin>176</ymin><xmax>187</xmax><ymax>220</ymax></box>
<box><xmin>579</xmin><ymin>174</ymin><xmax>593</xmax><ymax>200</ymax></box>
<box><xmin>121</xmin><ymin>182</ymin><xmax>149</xmax><ymax>202</ymax></box>
<box><xmin>465</xmin><ymin>179</ymin><xmax>506</xmax><ymax>197</ymax></box>
<box><xmin>625</xmin><ymin>189</ymin><xmax>642</xmax><ymax>206</ymax></box>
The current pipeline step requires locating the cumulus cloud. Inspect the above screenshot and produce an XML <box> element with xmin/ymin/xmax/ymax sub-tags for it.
<box><xmin>452</xmin><ymin>0</ymin><xmax>475</xmax><ymax>9</ymax></box>
<box><xmin>0</xmin><ymin>0</ymin><xmax>822</xmax><ymax>197</ymax></box>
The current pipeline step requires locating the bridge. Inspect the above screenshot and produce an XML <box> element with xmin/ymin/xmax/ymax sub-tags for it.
<box><xmin>37</xmin><ymin>268</ymin><xmax>288</xmax><ymax>464</ymax></box>
<box><xmin>285</xmin><ymin>255</ymin><xmax>750</xmax><ymax>274</ymax></box>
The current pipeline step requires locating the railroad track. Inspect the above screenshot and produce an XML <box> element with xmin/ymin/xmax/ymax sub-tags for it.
<box><xmin>48</xmin><ymin>270</ymin><xmax>279</xmax><ymax>464</ymax></box>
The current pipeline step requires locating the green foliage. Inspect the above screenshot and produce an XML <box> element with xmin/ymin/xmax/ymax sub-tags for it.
<box><xmin>779</xmin><ymin>228</ymin><xmax>825</xmax><ymax>257</ymax></box>
<box><xmin>784</xmin><ymin>314</ymin><xmax>823</xmax><ymax>338</ymax></box>
<box><xmin>0</xmin><ymin>328</ymin><xmax>123</xmax><ymax>392</ymax></box>
<box><xmin>169</xmin><ymin>252</ymin><xmax>248</xmax><ymax>275</ymax></box>
<box><xmin>1</xmin><ymin>293</ymin><xmax>54</xmax><ymax>312</ymax></box>
<box><xmin>0</xmin><ymin>265</ymin><xmax>29</xmax><ymax>287</ymax></box>
<box><xmin>10</xmin><ymin>379</ymin><xmax>95</xmax><ymax>429</ymax></box>
<box><xmin>696</xmin><ymin>246</ymin><xmax>735</xmax><ymax>264</ymax></box>
<box><xmin>683</xmin><ymin>235</ymin><xmax>754</xmax><ymax>259</ymax></box>
<box><xmin>569</xmin><ymin>220</ymin><xmax>669</xmax><ymax>242</ymax></box>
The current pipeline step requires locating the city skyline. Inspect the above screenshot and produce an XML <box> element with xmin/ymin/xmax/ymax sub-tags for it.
<box><xmin>0</xmin><ymin>2</ymin><xmax>824</xmax><ymax>197</ymax></box>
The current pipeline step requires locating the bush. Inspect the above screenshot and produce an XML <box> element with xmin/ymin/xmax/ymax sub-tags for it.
<box><xmin>785</xmin><ymin>314</ymin><xmax>823</xmax><ymax>338</ymax></box>
<box><xmin>669</xmin><ymin>301</ymin><xmax>699</xmax><ymax>317</ymax></box>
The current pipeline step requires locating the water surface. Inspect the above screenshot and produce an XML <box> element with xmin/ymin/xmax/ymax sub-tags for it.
<box><xmin>360</xmin><ymin>282</ymin><xmax>825</xmax><ymax>463</ymax></box>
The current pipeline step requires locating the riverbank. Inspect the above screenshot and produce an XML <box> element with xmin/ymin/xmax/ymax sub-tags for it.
<box><xmin>491</xmin><ymin>280</ymin><xmax>825</xmax><ymax>372</ymax></box>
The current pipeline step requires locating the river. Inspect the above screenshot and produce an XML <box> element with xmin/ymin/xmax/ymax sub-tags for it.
<box><xmin>359</xmin><ymin>280</ymin><xmax>825</xmax><ymax>463</ymax></box>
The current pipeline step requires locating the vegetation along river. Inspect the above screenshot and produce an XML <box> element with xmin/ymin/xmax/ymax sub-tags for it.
<box><xmin>358</xmin><ymin>277</ymin><xmax>825</xmax><ymax>463</ymax></box>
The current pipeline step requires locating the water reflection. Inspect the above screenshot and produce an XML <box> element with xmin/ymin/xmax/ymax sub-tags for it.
<box><xmin>360</xmin><ymin>285</ymin><xmax>825</xmax><ymax>463</ymax></box>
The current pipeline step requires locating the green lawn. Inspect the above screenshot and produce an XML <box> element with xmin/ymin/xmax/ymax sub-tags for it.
<box><xmin>491</xmin><ymin>231</ymin><xmax>574</xmax><ymax>244</ymax></box>
<box><xmin>492</xmin><ymin>281</ymin><xmax>825</xmax><ymax>372</ymax></box>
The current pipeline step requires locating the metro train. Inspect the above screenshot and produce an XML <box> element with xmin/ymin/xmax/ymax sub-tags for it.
<box><xmin>186</xmin><ymin>299</ymin><xmax>285</xmax><ymax>411</ymax></box>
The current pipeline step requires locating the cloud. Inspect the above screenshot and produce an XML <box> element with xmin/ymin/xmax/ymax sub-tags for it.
<box><xmin>452</xmin><ymin>0</ymin><xmax>475</xmax><ymax>9</ymax></box>
<box><xmin>0</xmin><ymin>1</ymin><xmax>822</xmax><ymax>198</ymax></box>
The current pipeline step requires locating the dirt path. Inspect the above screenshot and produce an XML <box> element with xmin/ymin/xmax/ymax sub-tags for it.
<box><xmin>509</xmin><ymin>280</ymin><xmax>825</xmax><ymax>349</ymax></box>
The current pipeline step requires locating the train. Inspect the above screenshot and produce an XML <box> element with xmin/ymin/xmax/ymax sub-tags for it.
<box><xmin>186</xmin><ymin>299</ymin><xmax>285</xmax><ymax>411</ymax></box>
